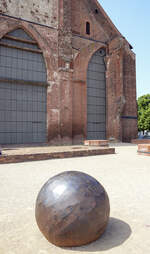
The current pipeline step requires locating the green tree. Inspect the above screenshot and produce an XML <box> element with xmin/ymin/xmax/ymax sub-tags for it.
<box><xmin>138</xmin><ymin>94</ymin><xmax>150</xmax><ymax>134</ymax></box>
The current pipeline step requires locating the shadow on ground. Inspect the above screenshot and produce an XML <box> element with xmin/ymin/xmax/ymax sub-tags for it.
<box><xmin>64</xmin><ymin>217</ymin><xmax>132</xmax><ymax>252</ymax></box>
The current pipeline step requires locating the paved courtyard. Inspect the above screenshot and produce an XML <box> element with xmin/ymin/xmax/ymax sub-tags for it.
<box><xmin>0</xmin><ymin>143</ymin><xmax>150</xmax><ymax>254</ymax></box>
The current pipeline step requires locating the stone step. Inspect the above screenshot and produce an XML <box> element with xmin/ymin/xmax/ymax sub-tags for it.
<box><xmin>138</xmin><ymin>144</ymin><xmax>150</xmax><ymax>156</ymax></box>
<box><xmin>0</xmin><ymin>146</ymin><xmax>115</xmax><ymax>164</ymax></box>
<box><xmin>84</xmin><ymin>140</ymin><xmax>109</xmax><ymax>146</ymax></box>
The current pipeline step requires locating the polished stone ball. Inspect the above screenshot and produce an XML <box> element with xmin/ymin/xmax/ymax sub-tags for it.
<box><xmin>35</xmin><ymin>171</ymin><xmax>110</xmax><ymax>247</ymax></box>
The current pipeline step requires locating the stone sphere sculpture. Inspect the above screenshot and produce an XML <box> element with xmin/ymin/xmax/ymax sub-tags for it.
<box><xmin>35</xmin><ymin>171</ymin><xmax>110</xmax><ymax>247</ymax></box>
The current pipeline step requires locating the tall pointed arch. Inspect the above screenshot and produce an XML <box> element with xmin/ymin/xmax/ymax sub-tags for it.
<box><xmin>0</xmin><ymin>28</ymin><xmax>47</xmax><ymax>144</ymax></box>
<box><xmin>86</xmin><ymin>48</ymin><xmax>106</xmax><ymax>140</ymax></box>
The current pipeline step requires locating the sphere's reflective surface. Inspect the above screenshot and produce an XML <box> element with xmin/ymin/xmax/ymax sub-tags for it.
<box><xmin>35</xmin><ymin>171</ymin><xmax>110</xmax><ymax>247</ymax></box>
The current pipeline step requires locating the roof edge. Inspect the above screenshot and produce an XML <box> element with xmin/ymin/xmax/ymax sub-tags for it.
<box><xmin>93</xmin><ymin>0</ymin><xmax>133</xmax><ymax>49</ymax></box>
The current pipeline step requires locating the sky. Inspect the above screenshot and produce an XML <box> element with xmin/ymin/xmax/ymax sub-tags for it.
<box><xmin>99</xmin><ymin>0</ymin><xmax>150</xmax><ymax>98</ymax></box>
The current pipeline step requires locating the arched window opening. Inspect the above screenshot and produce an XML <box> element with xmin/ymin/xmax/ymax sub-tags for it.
<box><xmin>0</xmin><ymin>29</ymin><xmax>47</xmax><ymax>144</ymax></box>
<box><xmin>87</xmin><ymin>49</ymin><xmax>106</xmax><ymax>140</ymax></box>
<box><xmin>86</xmin><ymin>22</ymin><xmax>90</xmax><ymax>35</ymax></box>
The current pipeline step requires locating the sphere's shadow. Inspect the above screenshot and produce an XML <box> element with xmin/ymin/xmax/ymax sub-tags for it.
<box><xmin>64</xmin><ymin>217</ymin><xmax>132</xmax><ymax>252</ymax></box>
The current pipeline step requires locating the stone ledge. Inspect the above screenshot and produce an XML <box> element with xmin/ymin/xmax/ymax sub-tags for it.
<box><xmin>137</xmin><ymin>144</ymin><xmax>150</xmax><ymax>156</ymax></box>
<box><xmin>0</xmin><ymin>147</ymin><xmax>115</xmax><ymax>164</ymax></box>
<box><xmin>84</xmin><ymin>140</ymin><xmax>109</xmax><ymax>146</ymax></box>
<box><xmin>132</xmin><ymin>139</ymin><xmax>150</xmax><ymax>144</ymax></box>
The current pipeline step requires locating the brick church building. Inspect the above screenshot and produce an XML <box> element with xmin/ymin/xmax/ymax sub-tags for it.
<box><xmin>0</xmin><ymin>0</ymin><xmax>138</xmax><ymax>145</ymax></box>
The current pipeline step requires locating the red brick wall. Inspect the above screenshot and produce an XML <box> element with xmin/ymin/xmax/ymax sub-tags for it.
<box><xmin>72</xmin><ymin>81</ymin><xmax>86</xmax><ymax>144</ymax></box>
<box><xmin>71</xmin><ymin>1</ymin><xmax>138</xmax><ymax>143</ymax></box>
<box><xmin>0</xmin><ymin>0</ymin><xmax>138</xmax><ymax>144</ymax></box>
<box><xmin>106</xmin><ymin>46</ymin><xmax>124</xmax><ymax>141</ymax></box>
<box><xmin>122</xmin><ymin>47</ymin><xmax>138</xmax><ymax>141</ymax></box>
<box><xmin>71</xmin><ymin>0</ymin><xmax>109</xmax><ymax>41</ymax></box>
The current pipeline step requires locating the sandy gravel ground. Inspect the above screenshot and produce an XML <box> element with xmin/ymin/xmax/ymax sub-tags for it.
<box><xmin>0</xmin><ymin>143</ymin><xmax>150</xmax><ymax>254</ymax></box>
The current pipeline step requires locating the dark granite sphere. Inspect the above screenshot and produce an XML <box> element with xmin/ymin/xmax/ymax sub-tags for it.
<box><xmin>35</xmin><ymin>171</ymin><xmax>110</xmax><ymax>247</ymax></box>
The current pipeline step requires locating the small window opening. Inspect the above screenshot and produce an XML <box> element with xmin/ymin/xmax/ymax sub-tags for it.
<box><xmin>95</xmin><ymin>9</ymin><xmax>98</xmax><ymax>14</ymax></box>
<box><xmin>86</xmin><ymin>22</ymin><xmax>90</xmax><ymax>35</ymax></box>
<box><xmin>99</xmin><ymin>48</ymin><xmax>106</xmax><ymax>57</ymax></box>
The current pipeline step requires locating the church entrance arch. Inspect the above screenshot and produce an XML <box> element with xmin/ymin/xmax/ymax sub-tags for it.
<box><xmin>0</xmin><ymin>28</ymin><xmax>47</xmax><ymax>144</ymax></box>
<box><xmin>87</xmin><ymin>48</ymin><xmax>106</xmax><ymax>140</ymax></box>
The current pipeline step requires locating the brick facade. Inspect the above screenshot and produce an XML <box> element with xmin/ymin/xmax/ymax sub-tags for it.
<box><xmin>0</xmin><ymin>0</ymin><xmax>138</xmax><ymax>144</ymax></box>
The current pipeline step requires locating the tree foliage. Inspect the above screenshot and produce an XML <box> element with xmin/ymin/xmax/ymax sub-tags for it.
<box><xmin>138</xmin><ymin>94</ymin><xmax>150</xmax><ymax>132</ymax></box>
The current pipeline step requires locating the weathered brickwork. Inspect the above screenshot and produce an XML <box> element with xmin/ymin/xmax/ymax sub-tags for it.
<box><xmin>0</xmin><ymin>0</ymin><xmax>58</xmax><ymax>27</ymax></box>
<box><xmin>0</xmin><ymin>0</ymin><xmax>138</xmax><ymax>144</ymax></box>
<box><xmin>0</xmin><ymin>146</ymin><xmax>115</xmax><ymax>164</ymax></box>
<box><xmin>122</xmin><ymin>46</ymin><xmax>138</xmax><ymax>141</ymax></box>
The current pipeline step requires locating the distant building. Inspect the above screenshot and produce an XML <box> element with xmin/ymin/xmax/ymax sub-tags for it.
<box><xmin>0</xmin><ymin>0</ymin><xmax>138</xmax><ymax>144</ymax></box>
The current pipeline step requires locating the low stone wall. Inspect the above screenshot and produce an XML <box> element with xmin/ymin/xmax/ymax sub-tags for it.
<box><xmin>0</xmin><ymin>147</ymin><xmax>115</xmax><ymax>164</ymax></box>
<box><xmin>137</xmin><ymin>144</ymin><xmax>150</xmax><ymax>156</ymax></box>
<box><xmin>132</xmin><ymin>139</ymin><xmax>150</xmax><ymax>144</ymax></box>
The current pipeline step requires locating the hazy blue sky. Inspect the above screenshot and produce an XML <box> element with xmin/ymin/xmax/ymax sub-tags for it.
<box><xmin>99</xmin><ymin>0</ymin><xmax>150</xmax><ymax>98</ymax></box>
